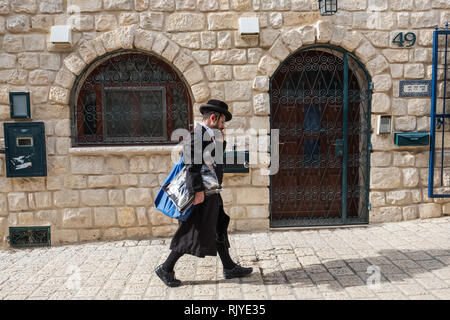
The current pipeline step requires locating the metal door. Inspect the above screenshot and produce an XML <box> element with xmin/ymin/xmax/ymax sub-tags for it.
<box><xmin>270</xmin><ymin>46</ymin><xmax>371</xmax><ymax>227</ymax></box>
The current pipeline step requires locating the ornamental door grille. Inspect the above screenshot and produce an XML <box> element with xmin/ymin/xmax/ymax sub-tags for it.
<box><xmin>270</xmin><ymin>46</ymin><xmax>371</xmax><ymax>227</ymax></box>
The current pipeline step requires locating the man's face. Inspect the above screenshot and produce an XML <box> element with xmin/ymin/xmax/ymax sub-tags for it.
<box><xmin>210</xmin><ymin>114</ymin><xmax>226</xmax><ymax>132</ymax></box>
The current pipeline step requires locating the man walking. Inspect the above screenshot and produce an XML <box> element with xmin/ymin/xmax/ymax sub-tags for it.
<box><xmin>155</xmin><ymin>99</ymin><xmax>253</xmax><ymax>287</ymax></box>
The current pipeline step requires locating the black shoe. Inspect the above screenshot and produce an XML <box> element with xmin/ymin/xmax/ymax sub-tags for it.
<box><xmin>155</xmin><ymin>264</ymin><xmax>182</xmax><ymax>287</ymax></box>
<box><xmin>223</xmin><ymin>264</ymin><xmax>253</xmax><ymax>279</ymax></box>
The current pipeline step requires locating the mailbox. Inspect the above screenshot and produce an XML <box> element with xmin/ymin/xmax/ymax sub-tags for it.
<box><xmin>223</xmin><ymin>149</ymin><xmax>249</xmax><ymax>173</ymax></box>
<box><xmin>3</xmin><ymin>122</ymin><xmax>47</xmax><ymax>178</ymax></box>
<box><xmin>394</xmin><ymin>132</ymin><xmax>429</xmax><ymax>147</ymax></box>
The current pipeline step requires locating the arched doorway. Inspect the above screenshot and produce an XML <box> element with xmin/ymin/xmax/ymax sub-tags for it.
<box><xmin>270</xmin><ymin>45</ymin><xmax>371</xmax><ymax>227</ymax></box>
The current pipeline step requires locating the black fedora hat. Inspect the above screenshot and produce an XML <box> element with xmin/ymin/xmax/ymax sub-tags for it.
<box><xmin>199</xmin><ymin>99</ymin><xmax>232</xmax><ymax>122</ymax></box>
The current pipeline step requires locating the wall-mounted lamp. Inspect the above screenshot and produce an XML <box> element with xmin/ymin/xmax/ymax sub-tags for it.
<box><xmin>238</xmin><ymin>17</ymin><xmax>259</xmax><ymax>36</ymax></box>
<box><xmin>9</xmin><ymin>92</ymin><xmax>31</xmax><ymax>119</ymax></box>
<box><xmin>318</xmin><ymin>0</ymin><xmax>338</xmax><ymax>16</ymax></box>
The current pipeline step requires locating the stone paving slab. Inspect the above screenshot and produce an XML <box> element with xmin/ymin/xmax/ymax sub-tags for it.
<box><xmin>1</xmin><ymin>217</ymin><xmax>450</xmax><ymax>300</ymax></box>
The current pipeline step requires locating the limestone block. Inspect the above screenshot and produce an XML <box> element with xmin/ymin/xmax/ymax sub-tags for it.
<box><xmin>173</xmin><ymin>50</ymin><xmax>194</xmax><ymax>72</ymax></box>
<box><xmin>152</xmin><ymin>225</ymin><xmax>177</xmax><ymax>237</ymax></box>
<box><xmin>31</xmin><ymin>15</ymin><xmax>53</xmax><ymax>31</ymax></box>
<box><xmin>68</xmin><ymin>15</ymin><xmax>94</xmax><ymax>32</ymax></box>
<box><xmin>402</xmin><ymin>168</ymin><xmax>419</xmax><ymax>188</ymax></box>
<box><xmin>62</xmin><ymin>208</ymin><xmax>92</xmax><ymax>228</ymax></box>
<box><xmin>8</xmin><ymin>192</ymin><xmax>28</xmax><ymax>211</ymax></box>
<box><xmin>10</xmin><ymin>0</ymin><xmax>37</xmax><ymax>13</ymax></box>
<box><xmin>410</xmin><ymin>11</ymin><xmax>439</xmax><ymax>28</ymax></box>
<box><xmin>184</xmin><ymin>66</ymin><xmax>204</xmax><ymax>85</ymax></box>
<box><xmin>211</xmin><ymin>49</ymin><xmax>246</xmax><ymax>64</ymax></box>
<box><xmin>127</xmin><ymin>227</ymin><xmax>150</xmax><ymax>238</ymax></box>
<box><xmin>109</xmin><ymin>190</ymin><xmax>125</xmax><ymax>206</ymax></box>
<box><xmin>167</xmin><ymin>13</ymin><xmax>205</xmax><ymax>31</ymax></box>
<box><xmin>207</xmin><ymin>12</ymin><xmax>237</xmax><ymax>30</ymax></box>
<box><xmin>191</xmin><ymin>83</ymin><xmax>210</xmax><ymax>103</ymax></box>
<box><xmin>7</xmin><ymin>15</ymin><xmax>30</xmax><ymax>33</ymax></box>
<box><xmin>404</xmin><ymin>64</ymin><xmax>425</xmax><ymax>79</ymax></box>
<box><xmin>125</xmin><ymin>188</ymin><xmax>153</xmax><ymax>206</ymax></box>
<box><xmin>120</xmin><ymin>174</ymin><xmax>138</xmax><ymax>186</ymax></box>
<box><xmin>236</xmin><ymin>219</ymin><xmax>269</xmax><ymax>231</ymax></box>
<box><xmin>407</xmin><ymin>99</ymin><xmax>430</xmax><ymax>116</ymax></box>
<box><xmin>372</xmin><ymin>74</ymin><xmax>392</xmax><ymax>92</ymax></box>
<box><xmin>370</xmin><ymin>191</ymin><xmax>385</xmax><ymax>207</ymax></box>
<box><xmin>148</xmin><ymin>155</ymin><xmax>171</xmax><ymax>173</ymax></box>
<box><xmin>64</xmin><ymin>175</ymin><xmax>87</xmax><ymax>189</ymax></box>
<box><xmin>117</xmin><ymin>207</ymin><xmax>136</xmax><ymax>227</ymax></box>
<box><xmin>104</xmin><ymin>0</ymin><xmax>132</xmax><ymax>10</ymax></box>
<box><xmin>260</xmin><ymin>29</ymin><xmax>280</xmax><ymax>48</ymax></box>
<box><xmin>394</xmin><ymin>116</ymin><xmax>416</xmax><ymax>131</ymax></box>
<box><xmin>29</xmin><ymin>70</ymin><xmax>52</xmax><ymax>85</ymax></box>
<box><xmin>0</xmin><ymin>194</ymin><xmax>7</xmax><ymax>216</ymax></box>
<box><xmin>35</xmin><ymin>210</ymin><xmax>58</xmax><ymax>225</ymax></box>
<box><xmin>104</xmin><ymin>156</ymin><xmax>129</xmax><ymax>174</ymax></box>
<box><xmin>67</xmin><ymin>0</ymin><xmax>102</xmax><ymax>12</ymax></box>
<box><xmin>236</xmin><ymin>187</ymin><xmax>269</xmax><ymax>204</ymax></box>
<box><xmin>94</xmin><ymin>207</ymin><xmax>116</xmax><ymax>227</ymax></box>
<box><xmin>136</xmin><ymin>207</ymin><xmax>148</xmax><ymax>226</ymax></box>
<box><xmin>161</xmin><ymin>41</ymin><xmax>180</xmax><ymax>62</ymax></box>
<box><xmin>403</xmin><ymin>206</ymin><xmax>419</xmax><ymax>221</ymax></box>
<box><xmin>419</xmin><ymin>203</ymin><xmax>442</xmax><ymax>219</ymax></box>
<box><xmin>225</xmin><ymin>81</ymin><xmax>252</xmax><ymax>101</ymax></box>
<box><xmin>135</xmin><ymin>0</ymin><xmax>149</xmax><ymax>11</ymax></box>
<box><xmin>150</xmin><ymin>0</ymin><xmax>175</xmax><ymax>10</ymax></box>
<box><xmin>281</xmin><ymin>28</ymin><xmax>302</xmax><ymax>52</ymax></box>
<box><xmin>101</xmin><ymin>30</ymin><xmax>121</xmax><ymax>52</ymax></box>
<box><xmin>119</xmin><ymin>12</ymin><xmax>139</xmax><ymax>26</ymax></box>
<box><xmin>192</xmin><ymin>50</ymin><xmax>209</xmax><ymax>65</ymax></box>
<box><xmin>367</xmin><ymin>55</ymin><xmax>389</xmax><ymax>76</ymax></box>
<box><xmin>370</xmin><ymin>167</ymin><xmax>402</xmax><ymax>189</ymax></box>
<box><xmin>257</xmin><ymin>55</ymin><xmax>279</xmax><ymax>77</ymax></box>
<box><xmin>3</xmin><ymin>34</ymin><xmax>23</xmax><ymax>53</ymax></box>
<box><xmin>269</xmin><ymin>39</ymin><xmax>290</xmax><ymax>61</ymax></box>
<box><xmin>341</xmin><ymin>31</ymin><xmax>362</xmax><ymax>52</ymax></box>
<box><xmin>382</xmin><ymin>49</ymin><xmax>409</xmax><ymax>63</ymax></box>
<box><xmin>149</xmin><ymin>207</ymin><xmax>172</xmax><ymax>226</ymax></box>
<box><xmin>355</xmin><ymin>41</ymin><xmax>377</xmax><ymax>63</ymax></box>
<box><xmin>39</xmin><ymin>0</ymin><xmax>63</xmax><ymax>13</ymax></box>
<box><xmin>55</xmin><ymin>137</ymin><xmax>71</xmax><ymax>154</ymax></box>
<box><xmin>253</xmin><ymin>76</ymin><xmax>269</xmax><ymax>92</ymax></box>
<box><xmin>101</xmin><ymin>228</ymin><xmax>125</xmax><ymax>240</ymax></box>
<box><xmin>139</xmin><ymin>174</ymin><xmax>159</xmax><ymax>187</ymax></box>
<box><xmin>80</xmin><ymin>189</ymin><xmax>108</xmax><ymax>206</ymax></box>
<box><xmin>134</xmin><ymin>29</ymin><xmax>155</xmax><ymax>51</ymax></box>
<box><xmin>371</xmin><ymin>93</ymin><xmax>390</xmax><ymax>113</ymax></box>
<box><xmin>130</xmin><ymin>156</ymin><xmax>148</xmax><ymax>173</ymax></box>
<box><xmin>217</xmin><ymin>31</ymin><xmax>231</xmax><ymax>49</ymax></box>
<box><xmin>17</xmin><ymin>212</ymin><xmax>33</xmax><ymax>225</ymax></box>
<box><xmin>233</xmin><ymin>65</ymin><xmax>257</xmax><ymax>81</ymax></box>
<box><xmin>297</xmin><ymin>25</ymin><xmax>316</xmax><ymax>45</ymax></box>
<box><xmin>253</xmin><ymin>93</ymin><xmax>270</xmax><ymax>116</ymax></box>
<box><xmin>369</xmin><ymin>207</ymin><xmax>403</xmax><ymax>223</ymax></box>
<box><xmin>79</xmin><ymin>229</ymin><xmax>101</xmax><ymax>241</ymax></box>
<box><xmin>95</xmin><ymin>14</ymin><xmax>117</xmax><ymax>31</ymax></box>
<box><xmin>0</xmin><ymin>0</ymin><xmax>10</xmax><ymax>14</ymax></box>
<box><xmin>49</xmin><ymin>87</ymin><xmax>70</xmax><ymax>105</ymax></box>
<box><xmin>64</xmin><ymin>53</ymin><xmax>86</xmax><ymax>76</ymax></box>
<box><xmin>315</xmin><ymin>20</ymin><xmax>332</xmax><ymax>43</ymax></box>
<box><xmin>393</xmin><ymin>152</ymin><xmax>415</xmax><ymax>167</ymax></box>
<box><xmin>71</xmin><ymin>156</ymin><xmax>104</xmax><ymax>174</ymax></box>
<box><xmin>371</xmin><ymin>152</ymin><xmax>392</xmax><ymax>167</ymax></box>
<box><xmin>16</xmin><ymin>53</ymin><xmax>37</xmax><ymax>70</ymax></box>
<box><xmin>386</xmin><ymin>190</ymin><xmax>412</xmax><ymax>205</ymax></box>
<box><xmin>88</xmin><ymin>175</ymin><xmax>120</xmax><ymax>188</ymax></box>
<box><xmin>171</xmin><ymin>32</ymin><xmax>200</xmax><ymax>49</ymax></box>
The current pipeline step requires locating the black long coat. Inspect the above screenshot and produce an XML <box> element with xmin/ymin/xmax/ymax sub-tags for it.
<box><xmin>169</xmin><ymin>124</ymin><xmax>231</xmax><ymax>257</ymax></box>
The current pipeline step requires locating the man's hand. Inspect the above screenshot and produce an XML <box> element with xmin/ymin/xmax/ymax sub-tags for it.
<box><xmin>193</xmin><ymin>191</ymin><xmax>205</xmax><ymax>205</ymax></box>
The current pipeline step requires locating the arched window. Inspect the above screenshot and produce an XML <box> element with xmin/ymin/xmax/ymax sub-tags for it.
<box><xmin>72</xmin><ymin>50</ymin><xmax>193</xmax><ymax>146</ymax></box>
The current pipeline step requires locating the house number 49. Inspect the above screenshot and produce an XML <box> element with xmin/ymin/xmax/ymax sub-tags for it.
<box><xmin>392</xmin><ymin>32</ymin><xmax>416</xmax><ymax>47</ymax></box>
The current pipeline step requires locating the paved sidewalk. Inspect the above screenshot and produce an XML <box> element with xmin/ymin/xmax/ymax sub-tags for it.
<box><xmin>1</xmin><ymin>217</ymin><xmax>450</xmax><ymax>300</ymax></box>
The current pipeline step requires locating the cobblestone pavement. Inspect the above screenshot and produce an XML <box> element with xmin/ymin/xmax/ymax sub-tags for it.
<box><xmin>2</xmin><ymin>217</ymin><xmax>450</xmax><ymax>300</ymax></box>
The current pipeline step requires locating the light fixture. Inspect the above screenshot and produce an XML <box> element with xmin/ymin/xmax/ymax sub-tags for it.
<box><xmin>238</xmin><ymin>17</ymin><xmax>259</xmax><ymax>36</ymax></box>
<box><xmin>50</xmin><ymin>25</ymin><xmax>72</xmax><ymax>47</ymax></box>
<box><xmin>377</xmin><ymin>115</ymin><xmax>391</xmax><ymax>134</ymax></box>
<box><xmin>9</xmin><ymin>92</ymin><xmax>31</xmax><ymax>119</ymax></box>
<box><xmin>318</xmin><ymin>0</ymin><xmax>338</xmax><ymax>16</ymax></box>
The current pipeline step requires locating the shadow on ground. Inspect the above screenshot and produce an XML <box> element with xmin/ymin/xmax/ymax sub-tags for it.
<box><xmin>186</xmin><ymin>249</ymin><xmax>450</xmax><ymax>291</ymax></box>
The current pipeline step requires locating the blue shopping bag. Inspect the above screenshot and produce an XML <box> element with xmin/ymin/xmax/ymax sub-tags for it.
<box><xmin>154</xmin><ymin>153</ymin><xmax>194</xmax><ymax>222</ymax></box>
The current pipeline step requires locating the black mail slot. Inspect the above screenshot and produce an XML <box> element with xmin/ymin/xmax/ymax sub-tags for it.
<box><xmin>394</xmin><ymin>132</ymin><xmax>429</xmax><ymax>146</ymax></box>
<box><xmin>223</xmin><ymin>150</ymin><xmax>249</xmax><ymax>173</ymax></box>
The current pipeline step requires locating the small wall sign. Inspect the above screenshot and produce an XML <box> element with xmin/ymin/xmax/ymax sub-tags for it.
<box><xmin>399</xmin><ymin>80</ymin><xmax>432</xmax><ymax>97</ymax></box>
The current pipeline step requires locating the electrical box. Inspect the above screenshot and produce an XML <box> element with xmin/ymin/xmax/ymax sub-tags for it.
<box><xmin>3</xmin><ymin>122</ymin><xmax>47</xmax><ymax>178</ymax></box>
<box><xmin>238</xmin><ymin>17</ymin><xmax>259</xmax><ymax>36</ymax></box>
<box><xmin>50</xmin><ymin>25</ymin><xmax>72</xmax><ymax>46</ymax></box>
<box><xmin>394</xmin><ymin>132</ymin><xmax>429</xmax><ymax>147</ymax></box>
<box><xmin>223</xmin><ymin>150</ymin><xmax>249</xmax><ymax>173</ymax></box>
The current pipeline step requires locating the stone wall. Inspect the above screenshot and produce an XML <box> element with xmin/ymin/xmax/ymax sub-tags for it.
<box><xmin>0</xmin><ymin>0</ymin><xmax>450</xmax><ymax>246</ymax></box>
